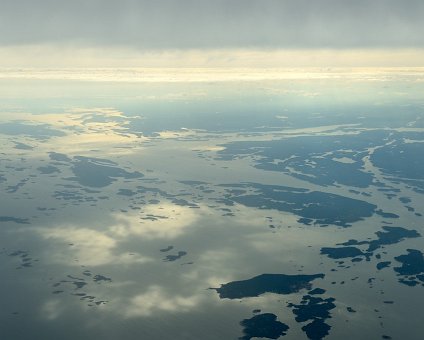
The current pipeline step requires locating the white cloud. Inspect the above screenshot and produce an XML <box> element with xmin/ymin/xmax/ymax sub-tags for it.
<box><xmin>109</xmin><ymin>203</ymin><xmax>200</xmax><ymax>239</ymax></box>
<box><xmin>1</xmin><ymin>47</ymin><xmax>424</xmax><ymax>68</ymax></box>
<box><xmin>38</xmin><ymin>226</ymin><xmax>152</xmax><ymax>266</ymax></box>
<box><xmin>124</xmin><ymin>285</ymin><xmax>201</xmax><ymax>317</ymax></box>
<box><xmin>40</xmin><ymin>299</ymin><xmax>63</xmax><ymax>320</ymax></box>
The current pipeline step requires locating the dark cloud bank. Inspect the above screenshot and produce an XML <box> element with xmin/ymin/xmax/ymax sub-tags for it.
<box><xmin>1</xmin><ymin>0</ymin><xmax>423</xmax><ymax>48</ymax></box>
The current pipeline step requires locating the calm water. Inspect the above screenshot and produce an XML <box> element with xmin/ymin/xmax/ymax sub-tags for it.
<box><xmin>0</xmin><ymin>69</ymin><xmax>424</xmax><ymax>339</ymax></box>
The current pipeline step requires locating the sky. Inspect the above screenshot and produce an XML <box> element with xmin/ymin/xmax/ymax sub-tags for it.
<box><xmin>1</xmin><ymin>0</ymin><xmax>424</xmax><ymax>67</ymax></box>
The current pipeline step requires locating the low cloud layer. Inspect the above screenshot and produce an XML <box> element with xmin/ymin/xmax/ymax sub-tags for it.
<box><xmin>1</xmin><ymin>0</ymin><xmax>424</xmax><ymax>49</ymax></box>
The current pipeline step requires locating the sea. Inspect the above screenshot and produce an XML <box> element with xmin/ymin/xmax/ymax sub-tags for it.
<box><xmin>0</xmin><ymin>68</ymin><xmax>423</xmax><ymax>340</ymax></box>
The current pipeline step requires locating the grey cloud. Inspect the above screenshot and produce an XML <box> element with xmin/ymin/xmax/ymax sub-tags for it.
<box><xmin>1</xmin><ymin>0</ymin><xmax>424</xmax><ymax>48</ymax></box>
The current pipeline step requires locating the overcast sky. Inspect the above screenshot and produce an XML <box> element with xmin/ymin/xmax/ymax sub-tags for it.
<box><xmin>1</xmin><ymin>0</ymin><xmax>424</xmax><ymax>49</ymax></box>
<box><xmin>1</xmin><ymin>0</ymin><xmax>423</xmax><ymax>67</ymax></box>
